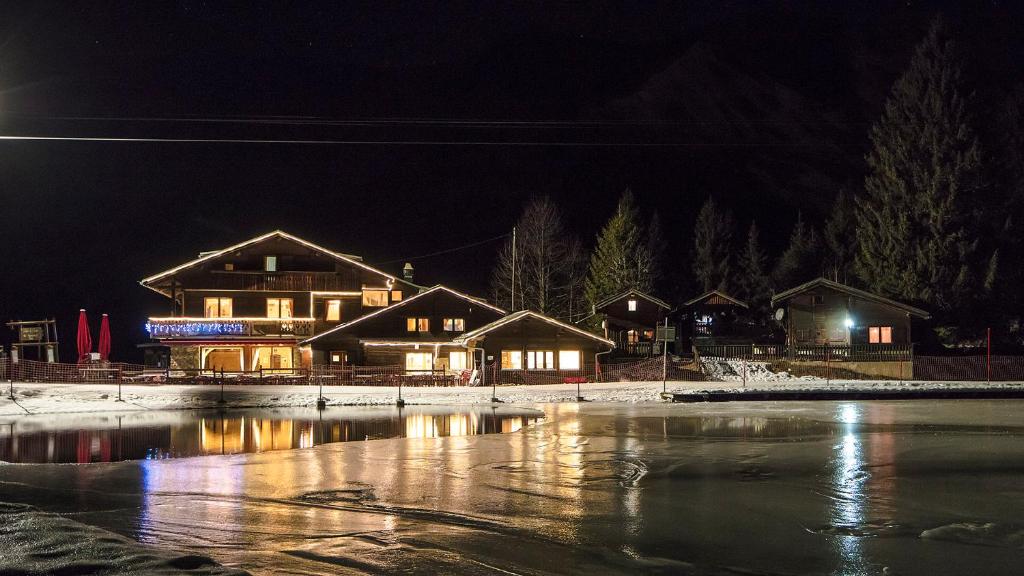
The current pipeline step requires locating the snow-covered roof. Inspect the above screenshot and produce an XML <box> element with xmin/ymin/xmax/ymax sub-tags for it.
<box><xmin>455</xmin><ymin>310</ymin><xmax>615</xmax><ymax>347</ymax></box>
<box><xmin>302</xmin><ymin>284</ymin><xmax>505</xmax><ymax>344</ymax></box>
<box><xmin>771</xmin><ymin>277</ymin><xmax>930</xmax><ymax>319</ymax></box>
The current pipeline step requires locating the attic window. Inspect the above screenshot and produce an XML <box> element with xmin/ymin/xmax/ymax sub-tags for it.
<box><xmin>628</xmin><ymin>299</ymin><xmax>638</xmax><ymax>312</ymax></box>
<box><xmin>224</xmin><ymin>263</ymin><xmax>234</xmax><ymax>271</ymax></box>
<box><xmin>264</xmin><ymin>256</ymin><xmax>277</xmax><ymax>272</ymax></box>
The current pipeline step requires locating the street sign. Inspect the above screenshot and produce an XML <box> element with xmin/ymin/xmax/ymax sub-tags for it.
<box><xmin>656</xmin><ymin>326</ymin><xmax>676</xmax><ymax>342</ymax></box>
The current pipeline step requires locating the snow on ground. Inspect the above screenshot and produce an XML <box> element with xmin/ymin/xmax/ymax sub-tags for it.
<box><xmin>699</xmin><ymin>357</ymin><xmax>818</xmax><ymax>382</ymax></box>
<box><xmin>0</xmin><ymin>377</ymin><xmax>1022</xmax><ymax>416</ymax></box>
<box><xmin>0</xmin><ymin>502</ymin><xmax>246</xmax><ymax>575</ymax></box>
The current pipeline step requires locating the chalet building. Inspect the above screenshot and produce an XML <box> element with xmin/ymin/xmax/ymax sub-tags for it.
<box><xmin>302</xmin><ymin>285</ymin><xmax>507</xmax><ymax>372</ymax></box>
<box><xmin>456</xmin><ymin>311</ymin><xmax>615</xmax><ymax>371</ymax></box>
<box><xmin>139</xmin><ymin>231</ymin><xmax>419</xmax><ymax>373</ymax></box>
<box><xmin>682</xmin><ymin>290</ymin><xmax>750</xmax><ymax>345</ymax></box>
<box><xmin>592</xmin><ymin>289</ymin><xmax>673</xmax><ymax>356</ymax></box>
<box><xmin>771</xmin><ymin>278</ymin><xmax>930</xmax><ymax>347</ymax></box>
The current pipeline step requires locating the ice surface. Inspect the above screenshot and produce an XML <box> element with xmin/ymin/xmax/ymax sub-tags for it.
<box><xmin>2</xmin><ymin>401</ymin><xmax>1024</xmax><ymax>575</ymax></box>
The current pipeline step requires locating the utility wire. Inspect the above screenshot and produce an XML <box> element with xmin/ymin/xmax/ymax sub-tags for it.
<box><xmin>0</xmin><ymin>135</ymin><xmax>819</xmax><ymax>147</ymax></box>
<box><xmin>379</xmin><ymin>233</ymin><xmax>510</xmax><ymax>264</ymax></box>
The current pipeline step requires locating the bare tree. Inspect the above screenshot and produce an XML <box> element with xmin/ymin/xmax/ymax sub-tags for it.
<box><xmin>491</xmin><ymin>196</ymin><xmax>581</xmax><ymax>319</ymax></box>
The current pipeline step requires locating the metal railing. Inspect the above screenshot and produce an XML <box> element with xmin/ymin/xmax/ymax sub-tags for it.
<box><xmin>695</xmin><ymin>343</ymin><xmax>914</xmax><ymax>362</ymax></box>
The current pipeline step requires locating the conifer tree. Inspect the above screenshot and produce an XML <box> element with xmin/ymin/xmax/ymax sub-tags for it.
<box><xmin>736</xmin><ymin>221</ymin><xmax>772</xmax><ymax>316</ymax></box>
<box><xmin>691</xmin><ymin>197</ymin><xmax>733</xmax><ymax>293</ymax></box>
<box><xmin>583</xmin><ymin>190</ymin><xmax>654</xmax><ymax>309</ymax></box>
<box><xmin>645</xmin><ymin>211</ymin><xmax>667</xmax><ymax>290</ymax></box>
<box><xmin>823</xmin><ymin>190</ymin><xmax>856</xmax><ymax>283</ymax></box>
<box><xmin>774</xmin><ymin>212</ymin><xmax>822</xmax><ymax>290</ymax></box>
<box><xmin>854</xmin><ymin>17</ymin><xmax>986</xmax><ymax>316</ymax></box>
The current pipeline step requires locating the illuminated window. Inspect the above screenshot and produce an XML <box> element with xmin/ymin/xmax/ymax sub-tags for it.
<box><xmin>443</xmin><ymin>318</ymin><xmax>465</xmax><ymax>332</ymax></box>
<box><xmin>264</xmin><ymin>255</ymin><xmax>277</xmax><ymax>271</ymax></box>
<box><xmin>449</xmin><ymin>351</ymin><xmax>468</xmax><ymax>371</ymax></box>
<box><xmin>558</xmin><ymin>350</ymin><xmax>581</xmax><ymax>370</ymax></box>
<box><xmin>251</xmin><ymin>346</ymin><xmax>294</xmax><ymax>371</ymax></box>
<box><xmin>201</xmin><ymin>346</ymin><xmax>243</xmax><ymax>372</ymax></box>
<box><xmin>204</xmin><ymin>297</ymin><xmax>233</xmax><ymax>318</ymax></box>
<box><xmin>501</xmin><ymin>350</ymin><xmax>522</xmax><ymax>370</ymax></box>
<box><xmin>391</xmin><ymin>290</ymin><xmax>403</xmax><ymax>302</ymax></box>
<box><xmin>527</xmin><ymin>350</ymin><xmax>555</xmax><ymax>370</ymax></box>
<box><xmin>406</xmin><ymin>317</ymin><xmax>429</xmax><ymax>332</ymax></box>
<box><xmin>405</xmin><ymin>352</ymin><xmax>433</xmax><ymax>373</ymax></box>
<box><xmin>325</xmin><ymin>299</ymin><xmax>342</xmax><ymax>322</ymax></box>
<box><xmin>628</xmin><ymin>299</ymin><xmax>638</xmax><ymax>311</ymax></box>
<box><xmin>869</xmin><ymin>326</ymin><xmax>893</xmax><ymax>344</ymax></box>
<box><xmin>362</xmin><ymin>290</ymin><xmax>388</xmax><ymax>307</ymax></box>
<box><xmin>329</xmin><ymin>351</ymin><xmax>347</xmax><ymax>365</ymax></box>
<box><xmin>224</xmin><ymin>263</ymin><xmax>234</xmax><ymax>271</ymax></box>
<box><xmin>266</xmin><ymin>298</ymin><xmax>294</xmax><ymax>318</ymax></box>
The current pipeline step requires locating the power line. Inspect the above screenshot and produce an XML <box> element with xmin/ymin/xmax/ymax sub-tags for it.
<box><xmin>379</xmin><ymin>233</ymin><xmax>510</xmax><ymax>264</ymax></box>
<box><xmin>0</xmin><ymin>135</ymin><xmax>821</xmax><ymax>147</ymax></box>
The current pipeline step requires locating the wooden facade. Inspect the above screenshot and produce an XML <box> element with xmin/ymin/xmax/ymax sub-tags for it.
<box><xmin>771</xmin><ymin>278</ymin><xmax>930</xmax><ymax>347</ymax></box>
<box><xmin>457</xmin><ymin>311</ymin><xmax>615</xmax><ymax>372</ymax></box>
<box><xmin>593</xmin><ymin>289</ymin><xmax>672</xmax><ymax>357</ymax></box>
<box><xmin>682</xmin><ymin>290</ymin><xmax>750</xmax><ymax>345</ymax></box>
<box><xmin>139</xmin><ymin>230</ymin><xmax>418</xmax><ymax>373</ymax></box>
<box><xmin>304</xmin><ymin>285</ymin><xmax>506</xmax><ymax>371</ymax></box>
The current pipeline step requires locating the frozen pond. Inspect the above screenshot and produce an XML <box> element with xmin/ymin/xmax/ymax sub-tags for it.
<box><xmin>1</xmin><ymin>401</ymin><xmax>1023</xmax><ymax>575</ymax></box>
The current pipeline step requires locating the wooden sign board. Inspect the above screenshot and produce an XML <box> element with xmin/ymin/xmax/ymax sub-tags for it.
<box><xmin>656</xmin><ymin>326</ymin><xmax>676</xmax><ymax>342</ymax></box>
<box><xmin>19</xmin><ymin>326</ymin><xmax>43</xmax><ymax>342</ymax></box>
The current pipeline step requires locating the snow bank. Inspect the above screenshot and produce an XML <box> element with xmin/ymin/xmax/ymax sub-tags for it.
<box><xmin>700</xmin><ymin>357</ymin><xmax>819</xmax><ymax>382</ymax></box>
<box><xmin>0</xmin><ymin>502</ymin><xmax>246</xmax><ymax>575</ymax></box>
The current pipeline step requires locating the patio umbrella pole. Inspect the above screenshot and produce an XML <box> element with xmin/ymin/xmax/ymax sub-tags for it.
<box><xmin>396</xmin><ymin>377</ymin><xmax>404</xmax><ymax>407</ymax></box>
<box><xmin>317</xmin><ymin>374</ymin><xmax>326</xmax><ymax>410</ymax></box>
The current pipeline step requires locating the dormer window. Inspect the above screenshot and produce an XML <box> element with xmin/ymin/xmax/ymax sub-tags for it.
<box><xmin>264</xmin><ymin>255</ymin><xmax>277</xmax><ymax>272</ymax></box>
<box><xmin>628</xmin><ymin>299</ymin><xmax>638</xmax><ymax>312</ymax></box>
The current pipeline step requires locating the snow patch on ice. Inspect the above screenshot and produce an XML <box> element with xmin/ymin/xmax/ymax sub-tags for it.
<box><xmin>0</xmin><ymin>502</ymin><xmax>246</xmax><ymax>574</ymax></box>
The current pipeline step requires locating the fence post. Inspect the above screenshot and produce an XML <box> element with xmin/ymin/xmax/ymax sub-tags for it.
<box><xmin>218</xmin><ymin>368</ymin><xmax>226</xmax><ymax>405</ymax></box>
<box><xmin>987</xmin><ymin>327</ymin><xmax>991</xmax><ymax>384</ymax></box>
<box><xmin>825</xmin><ymin>344</ymin><xmax>831</xmax><ymax>386</ymax></box>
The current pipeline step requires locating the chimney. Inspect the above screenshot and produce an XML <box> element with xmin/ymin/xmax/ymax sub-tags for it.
<box><xmin>403</xmin><ymin>262</ymin><xmax>414</xmax><ymax>282</ymax></box>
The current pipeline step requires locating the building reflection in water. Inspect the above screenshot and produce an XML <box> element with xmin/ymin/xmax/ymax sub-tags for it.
<box><xmin>0</xmin><ymin>408</ymin><xmax>540</xmax><ymax>464</ymax></box>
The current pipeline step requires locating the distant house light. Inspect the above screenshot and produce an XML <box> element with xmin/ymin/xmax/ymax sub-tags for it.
<box><xmin>627</xmin><ymin>299</ymin><xmax>638</xmax><ymax>312</ymax></box>
<box><xmin>844</xmin><ymin>317</ymin><xmax>854</xmax><ymax>328</ymax></box>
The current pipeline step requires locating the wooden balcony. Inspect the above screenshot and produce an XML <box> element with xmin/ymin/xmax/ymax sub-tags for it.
<box><xmin>201</xmin><ymin>270</ymin><xmax>361</xmax><ymax>292</ymax></box>
<box><xmin>146</xmin><ymin>317</ymin><xmax>316</xmax><ymax>339</ymax></box>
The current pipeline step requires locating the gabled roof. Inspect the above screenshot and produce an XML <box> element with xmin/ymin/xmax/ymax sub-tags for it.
<box><xmin>302</xmin><ymin>284</ymin><xmax>505</xmax><ymax>344</ymax></box>
<box><xmin>139</xmin><ymin>230</ymin><xmax>408</xmax><ymax>297</ymax></box>
<box><xmin>455</xmin><ymin>310</ymin><xmax>615</xmax><ymax>347</ymax></box>
<box><xmin>771</xmin><ymin>277</ymin><xmax>930</xmax><ymax>319</ymax></box>
<box><xmin>594</xmin><ymin>289</ymin><xmax>673</xmax><ymax>312</ymax></box>
<box><xmin>683</xmin><ymin>290</ymin><xmax>748</xmax><ymax>309</ymax></box>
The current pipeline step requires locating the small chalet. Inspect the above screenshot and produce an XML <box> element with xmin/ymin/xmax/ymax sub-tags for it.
<box><xmin>682</xmin><ymin>290</ymin><xmax>749</xmax><ymax>345</ymax></box>
<box><xmin>139</xmin><ymin>230</ymin><xmax>419</xmax><ymax>373</ymax></box>
<box><xmin>771</xmin><ymin>278</ymin><xmax>930</xmax><ymax>347</ymax></box>
<box><xmin>592</xmin><ymin>289</ymin><xmax>673</xmax><ymax>356</ymax></box>
<box><xmin>302</xmin><ymin>285</ymin><xmax>506</xmax><ymax>373</ymax></box>
<box><xmin>456</xmin><ymin>311</ymin><xmax>615</xmax><ymax>372</ymax></box>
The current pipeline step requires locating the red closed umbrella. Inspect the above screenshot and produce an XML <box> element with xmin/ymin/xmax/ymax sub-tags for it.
<box><xmin>77</xmin><ymin>309</ymin><xmax>92</xmax><ymax>363</ymax></box>
<box><xmin>98</xmin><ymin>314</ymin><xmax>111</xmax><ymax>361</ymax></box>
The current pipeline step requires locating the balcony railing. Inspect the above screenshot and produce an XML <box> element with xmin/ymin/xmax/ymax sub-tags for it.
<box><xmin>145</xmin><ymin>317</ymin><xmax>316</xmax><ymax>339</ymax></box>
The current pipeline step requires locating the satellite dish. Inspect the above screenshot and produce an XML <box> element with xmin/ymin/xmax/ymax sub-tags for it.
<box><xmin>774</xmin><ymin>308</ymin><xmax>785</xmax><ymax>321</ymax></box>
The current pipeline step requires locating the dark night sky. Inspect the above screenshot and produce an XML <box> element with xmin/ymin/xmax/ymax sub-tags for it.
<box><xmin>0</xmin><ymin>1</ymin><xmax>1021</xmax><ymax>361</ymax></box>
